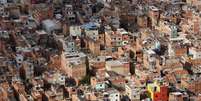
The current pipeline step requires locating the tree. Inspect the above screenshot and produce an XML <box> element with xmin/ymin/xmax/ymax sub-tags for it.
<box><xmin>129</xmin><ymin>50</ymin><xmax>135</xmax><ymax>59</ymax></box>
<box><xmin>85</xmin><ymin>56</ymin><xmax>90</xmax><ymax>74</ymax></box>
<box><xmin>79</xmin><ymin>56</ymin><xmax>91</xmax><ymax>85</ymax></box>
<box><xmin>79</xmin><ymin>75</ymin><xmax>91</xmax><ymax>85</ymax></box>
<box><xmin>129</xmin><ymin>50</ymin><xmax>136</xmax><ymax>75</ymax></box>
<box><xmin>130</xmin><ymin>59</ymin><xmax>135</xmax><ymax>75</ymax></box>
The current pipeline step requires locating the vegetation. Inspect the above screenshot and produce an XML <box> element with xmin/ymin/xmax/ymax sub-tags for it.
<box><xmin>130</xmin><ymin>60</ymin><xmax>136</xmax><ymax>75</ymax></box>
<box><xmin>79</xmin><ymin>56</ymin><xmax>91</xmax><ymax>85</ymax></box>
<box><xmin>129</xmin><ymin>50</ymin><xmax>136</xmax><ymax>75</ymax></box>
<box><xmin>79</xmin><ymin>74</ymin><xmax>91</xmax><ymax>85</ymax></box>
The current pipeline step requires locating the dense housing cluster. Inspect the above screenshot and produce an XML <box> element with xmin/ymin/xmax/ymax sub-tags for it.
<box><xmin>1</xmin><ymin>0</ymin><xmax>201</xmax><ymax>101</ymax></box>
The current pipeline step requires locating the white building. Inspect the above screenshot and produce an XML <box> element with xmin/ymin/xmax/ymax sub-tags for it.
<box><xmin>125</xmin><ymin>83</ymin><xmax>141</xmax><ymax>100</ymax></box>
<box><xmin>23</xmin><ymin>61</ymin><xmax>34</xmax><ymax>79</ymax></box>
<box><xmin>85</xmin><ymin>30</ymin><xmax>99</xmax><ymax>41</ymax></box>
<box><xmin>81</xmin><ymin>22</ymin><xmax>100</xmax><ymax>41</ymax></box>
<box><xmin>64</xmin><ymin>5</ymin><xmax>76</xmax><ymax>23</ymax></box>
<box><xmin>189</xmin><ymin>47</ymin><xmax>201</xmax><ymax>59</ymax></box>
<box><xmin>69</xmin><ymin>26</ymin><xmax>82</xmax><ymax>37</ymax></box>
<box><xmin>0</xmin><ymin>5</ymin><xmax>4</xmax><ymax>15</ymax></box>
<box><xmin>42</xmin><ymin>72</ymin><xmax>66</xmax><ymax>86</ymax></box>
<box><xmin>97</xmin><ymin>0</ymin><xmax>112</xmax><ymax>4</ymax></box>
<box><xmin>42</xmin><ymin>19</ymin><xmax>61</xmax><ymax>33</ymax></box>
<box><xmin>16</xmin><ymin>54</ymin><xmax>24</xmax><ymax>67</ymax></box>
<box><xmin>104</xmin><ymin>89</ymin><xmax>120</xmax><ymax>101</ymax></box>
<box><xmin>0</xmin><ymin>0</ymin><xmax>7</xmax><ymax>4</ymax></box>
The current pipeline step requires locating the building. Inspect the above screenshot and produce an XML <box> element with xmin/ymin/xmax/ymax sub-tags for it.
<box><xmin>148</xmin><ymin>6</ymin><xmax>160</xmax><ymax>27</ymax></box>
<box><xmin>143</xmin><ymin>49</ymin><xmax>157</xmax><ymax>70</ymax></box>
<box><xmin>42</xmin><ymin>19</ymin><xmax>61</xmax><ymax>33</ymax></box>
<box><xmin>91</xmin><ymin>77</ymin><xmax>106</xmax><ymax>91</ymax></box>
<box><xmin>69</xmin><ymin>25</ymin><xmax>82</xmax><ymax>37</ymax></box>
<box><xmin>81</xmin><ymin>22</ymin><xmax>101</xmax><ymax>55</ymax></box>
<box><xmin>106</xmin><ymin>60</ymin><xmax>130</xmax><ymax>75</ymax></box>
<box><xmin>64</xmin><ymin>52</ymin><xmax>87</xmax><ymax>80</ymax></box>
<box><xmin>105</xmin><ymin>30</ymin><xmax>123</xmax><ymax>48</ymax></box>
<box><xmin>42</xmin><ymin>71</ymin><xmax>66</xmax><ymax>86</ymax></box>
<box><xmin>106</xmin><ymin>71</ymin><xmax>126</xmax><ymax>87</ymax></box>
<box><xmin>104</xmin><ymin>88</ymin><xmax>120</xmax><ymax>101</ymax></box>
<box><xmin>137</xmin><ymin>15</ymin><xmax>148</xmax><ymax>28</ymax></box>
<box><xmin>0</xmin><ymin>86</ymin><xmax>8</xmax><ymax>101</ymax></box>
<box><xmin>20</xmin><ymin>61</ymin><xmax>34</xmax><ymax>79</ymax></box>
<box><xmin>85</xmin><ymin>37</ymin><xmax>101</xmax><ymax>56</ymax></box>
<box><xmin>63</xmin><ymin>4</ymin><xmax>76</xmax><ymax>23</ymax></box>
<box><xmin>189</xmin><ymin>47</ymin><xmax>201</xmax><ymax>59</ymax></box>
<box><xmin>147</xmin><ymin>81</ymin><xmax>168</xmax><ymax>101</ymax></box>
<box><xmin>125</xmin><ymin>83</ymin><xmax>141</xmax><ymax>101</ymax></box>
<box><xmin>44</xmin><ymin>87</ymin><xmax>64</xmax><ymax>101</ymax></box>
<box><xmin>182</xmin><ymin>77</ymin><xmax>201</xmax><ymax>95</ymax></box>
<box><xmin>169</xmin><ymin>92</ymin><xmax>184</xmax><ymax>101</ymax></box>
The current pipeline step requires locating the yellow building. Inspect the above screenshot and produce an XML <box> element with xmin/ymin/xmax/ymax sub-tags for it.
<box><xmin>147</xmin><ymin>81</ymin><xmax>160</xmax><ymax>100</ymax></box>
<box><xmin>147</xmin><ymin>81</ymin><xmax>168</xmax><ymax>101</ymax></box>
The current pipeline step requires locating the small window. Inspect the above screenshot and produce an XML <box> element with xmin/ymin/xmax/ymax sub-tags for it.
<box><xmin>18</xmin><ymin>63</ymin><xmax>21</xmax><ymax>66</ymax></box>
<box><xmin>18</xmin><ymin>59</ymin><xmax>22</xmax><ymax>61</ymax></box>
<box><xmin>155</xmin><ymin>95</ymin><xmax>158</xmax><ymax>98</ymax></box>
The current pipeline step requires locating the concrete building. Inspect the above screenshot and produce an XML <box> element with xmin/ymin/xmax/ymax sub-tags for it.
<box><xmin>104</xmin><ymin>88</ymin><xmax>120</xmax><ymax>101</ymax></box>
<box><xmin>106</xmin><ymin>60</ymin><xmax>130</xmax><ymax>75</ymax></box>
<box><xmin>125</xmin><ymin>83</ymin><xmax>141</xmax><ymax>101</ymax></box>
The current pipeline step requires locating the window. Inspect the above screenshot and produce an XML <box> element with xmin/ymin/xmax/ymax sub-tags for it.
<box><xmin>18</xmin><ymin>59</ymin><xmax>22</xmax><ymax>62</ymax></box>
<box><xmin>155</xmin><ymin>95</ymin><xmax>158</xmax><ymax>98</ymax></box>
<box><xmin>18</xmin><ymin>63</ymin><xmax>21</xmax><ymax>66</ymax></box>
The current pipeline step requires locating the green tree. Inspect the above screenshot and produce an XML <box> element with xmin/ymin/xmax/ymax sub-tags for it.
<box><xmin>130</xmin><ymin>59</ymin><xmax>135</xmax><ymax>75</ymax></box>
<box><xmin>129</xmin><ymin>50</ymin><xmax>136</xmax><ymax>75</ymax></box>
<box><xmin>79</xmin><ymin>75</ymin><xmax>91</xmax><ymax>85</ymax></box>
<box><xmin>79</xmin><ymin>56</ymin><xmax>91</xmax><ymax>85</ymax></box>
<box><xmin>85</xmin><ymin>56</ymin><xmax>90</xmax><ymax>74</ymax></box>
<box><xmin>129</xmin><ymin>50</ymin><xmax>135</xmax><ymax>59</ymax></box>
